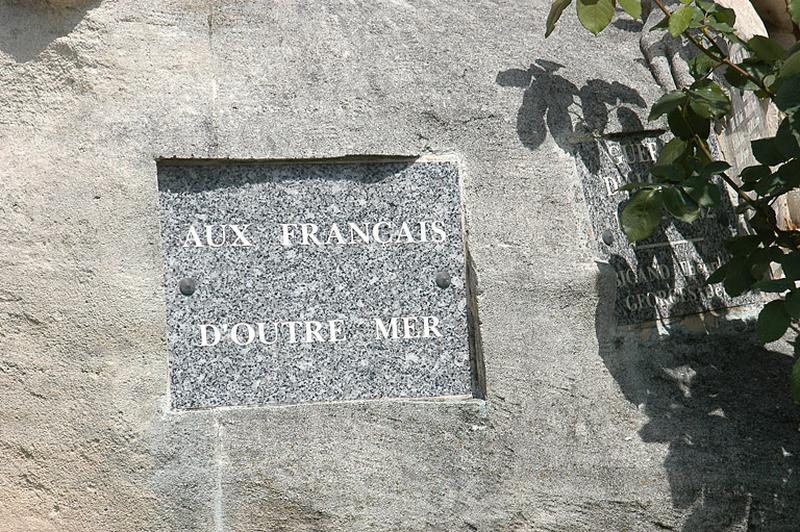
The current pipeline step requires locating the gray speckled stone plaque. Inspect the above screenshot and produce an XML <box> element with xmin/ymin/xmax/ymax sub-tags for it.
<box><xmin>575</xmin><ymin>133</ymin><xmax>760</xmax><ymax>325</ymax></box>
<box><xmin>157</xmin><ymin>159</ymin><xmax>475</xmax><ymax>409</ymax></box>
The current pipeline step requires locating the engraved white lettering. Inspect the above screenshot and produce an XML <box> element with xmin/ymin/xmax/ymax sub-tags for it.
<box><xmin>402</xmin><ymin>316</ymin><xmax>418</xmax><ymax>338</ymax></box>
<box><xmin>257</xmin><ymin>322</ymin><xmax>278</xmax><ymax>345</ymax></box>
<box><xmin>278</xmin><ymin>220</ymin><xmax>448</xmax><ymax>246</ymax></box>
<box><xmin>375</xmin><ymin>315</ymin><xmax>444</xmax><ymax>340</ymax></box>
<box><xmin>375</xmin><ymin>317</ymin><xmax>399</xmax><ymax>339</ymax></box>
<box><xmin>325</xmin><ymin>223</ymin><xmax>347</xmax><ymax>245</ymax></box>
<box><xmin>348</xmin><ymin>223</ymin><xmax>371</xmax><ymax>244</ymax></box>
<box><xmin>183</xmin><ymin>224</ymin><xmax>253</xmax><ymax>248</ymax></box>
<box><xmin>300</xmin><ymin>224</ymin><xmax>323</xmax><ymax>246</ymax></box>
<box><xmin>422</xmin><ymin>315</ymin><xmax>442</xmax><ymax>338</ymax></box>
<box><xmin>284</xmin><ymin>321</ymin><xmax>301</xmax><ymax>343</ymax></box>
<box><xmin>418</xmin><ymin>221</ymin><xmax>430</xmax><ymax>242</ymax></box>
<box><xmin>430</xmin><ymin>221</ymin><xmax>447</xmax><ymax>243</ymax></box>
<box><xmin>199</xmin><ymin>319</ymin><xmax>352</xmax><ymax>346</ymax></box>
<box><xmin>183</xmin><ymin>225</ymin><xmax>203</xmax><ymax>247</ymax></box>
<box><xmin>372</xmin><ymin>222</ymin><xmax>392</xmax><ymax>244</ymax></box>
<box><xmin>228</xmin><ymin>224</ymin><xmax>253</xmax><ymax>247</ymax></box>
<box><xmin>395</xmin><ymin>222</ymin><xmax>415</xmax><ymax>244</ymax></box>
<box><xmin>329</xmin><ymin>320</ymin><xmax>345</xmax><ymax>342</ymax></box>
<box><xmin>280</xmin><ymin>224</ymin><xmax>299</xmax><ymax>246</ymax></box>
<box><xmin>231</xmin><ymin>323</ymin><xmax>256</xmax><ymax>345</ymax></box>
<box><xmin>304</xmin><ymin>321</ymin><xmax>326</xmax><ymax>343</ymax></box>
<box><xmin>205</xmin><ymin>225</ymin><xmax>226</xmax><ymax>248</ymax></box>
<box><xmin>199</xmin><ymin>324</ymin><xmax>221</xmax><ymax>346</ymax></box>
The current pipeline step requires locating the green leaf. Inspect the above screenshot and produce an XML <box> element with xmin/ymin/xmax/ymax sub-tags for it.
<box><xmin>775</xmin><ymin>76</ymin><xmax>800</xmax><ymax>113</ymax></box>
<box><xmin>650</xmin><ymin>15</ymin><xmax>669</xmax><ymax>31</ymax></box>
<box><xmin>662</xmin><ymin>187</ymin><xmax>700</xmax><ymax>222</ymax></box>
<box><xmin>723</xmin><ymin>257</ymin><xmax>755</xmax><ymax>296</ymax></box>
<box><xmin>753</xmin><ymin>172</ymin><xmax>781</xmax><ymax>195</ymax></box>
<box><xmin>776</xmin><ymin>159</ymin><xmax>800</xmax><ymax>186</ymax></box>
<box><xmin>782</xmin><ymin>252</ymin><xmax>800</xmax><ymax>280</ymax></box>
<box><xmin>650</xmin><ymin>163</ymin><xmax>687</xmax><ymax>181</ymax></box>
<box><xmin>785</xmin><ymin>290</ymin><xmax>800</xmax><ymax>317</ymax></box>
<box><xmin>649</xmin><ymin>91</ymin><xmax>687</xmax><ymax>120</ymax></box>
<box><xmin>706</xmin><ymin>263</ymin><xmax>727</xmax><ymax>284</ymax></box>
<box><xmin>576</xmin><ymin>0</ymin><xmax>614</xmax><ymax>35</ymax></box>
<box><xmin>787</xmin><ymin>112</ymin><xmax>800</xmax><ymax>147</ymax></box>
<box><xmin>667</xmin><ymin>109</ymin><xmax>691</xmax><ymax>139</ymax></box>
<box><xmin>683</xmin><ymin>175</ymin><xmax>720</xmax><ymax>207</ymax></box>
<box><xmin>695</xmin><ymin>0</ymin><xmax>715</xmax><ymax>12</ymax></box>
<box><xmin>741</xmin><ymin>164</ymin><xmax>771</xmax><ymax>182</ymax></box>
<box><xmin>782</xmin><ymin>51</ymin><xmax>800</xmax><ymax>78</ymax></box>
<box><xmin>657</xmin><ymin>138</ymin><xmax>688</xmax><ymax>166</ymax></box>
<box><xmin>756</xmin><ymin>300</ymin><xmax>791</xmax><ymax>343</ymax></box>
<box><xmin>688</xmin><ymin>79</ymin><xmax>731</xmax><ymax>118</ymax></box>
<box><xmin>751</xmin><ymin>258</ymin><xmax>772</xmax><ymax>282</ymax></box>
<box><xmin>789</xmin><ymin>0</ymin><xmax>800</xmax><ymax>27</ymax></box>
<box><xmin>725</xmin><ymin>66</ymin><xmax>757</xmax><ymax>91</ymax></box>
<box><xmin>764</xmin><ymin>73</ymin><xmax>778</xmax><ymax>91</ymax></box>
<box><xmin>669</xmin><ymin>6</ymin><xmax>696</xmax><ymax>37</ymax></box>
<box><xmin>710</xmin><ymin>4</ymin><xmax>736</xmax><ymax>26</ymax></box>
<box><xmin>618</xmin><ymin>0</ymin><xmax>642</xmax><ymax>19</ymax></box>
<box><xmin>687</xmin><ymin>9</ymin><xmax>705</xmax><ymax>29</ymax></box>
<box><xmin>620</xmin><ymin>189</ymin><xmax>663</xmax><ymax>241</ymax></box>
<box><xmin>752</xmin><ymin>137</ymin><xmax>788</xmax><ymax>166</ymax></box>
<box><xmin>762</xmin><ymin>246</ymin><xmax>786</xmax><ymax>263</ymax></box>
<box><xmin>750</xmin><ymin>210</ymin><xmax>778</xmax><ymax>245</ymax></box>
<box><xmin>700</xmin><ymin>161</ymin><xmax>730</xmax><ymax>176</ymax></box>
<box><xmin>752</xmin><ymin>278</ymin><xmax>792</xmax><ymax>292</ymax></box>
<box><xmin>757</xmin><ymin>245</ymin><xmax>784</xmax><ymax>263</ymax></box>
<box><xmin>747</xmin><ymin>36</ymin><xmax>784</xmax><ymax>63</ymax></box>
<box><xmin>755</xmin><ymin>246</ymin><xmax>783</xmax><ymax>266</ymax></box>
<box><xmin>792</xmin><ymin>358</ymin><xmax>800</xmax><ymax>404</ymax></box>
<box><xmin>707</xmin><ymin>20</ymin><xmax>734</xmax><ymax>34</ymax></box>
<box><xmin>776</xmin><ymin>118</ymin><xmax>800</xmax><ymax>158</ymax></box>
<box><xmin>695</xmin><ymin>182</ymin><xmax>721</xmax><ymax>206</ymax></box>
<box><xmin>724</xmin><ymin>59</ymin><xmax>772</xmax><ymax>92</ymax></box>
<box><xmin>668</xmin><ymin>106</ymin><xmax>710</xmax><ymax>140</ymax></box>
<box><xmin>545</xmin><ymin>0</ymin><xmax>573</xmax><ymax>37</ymax></box>
<box><xmin>724</xmin><ymin>234</ymin><xmax>761</xmax><ymax>255</ymax></box>
<box><xmin>689</xmin><ymin>52</ymin><xmax>717</xmax><ymax>80</ymax></box>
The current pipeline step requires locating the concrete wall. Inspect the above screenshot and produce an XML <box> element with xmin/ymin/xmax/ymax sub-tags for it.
<box><xmin>1</xmin><ymin>1</ymin><xmax>797</xmax><ymax>530</ymax></box>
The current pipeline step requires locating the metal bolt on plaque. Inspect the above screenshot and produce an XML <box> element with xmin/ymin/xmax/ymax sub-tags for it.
<box><xmin>178</xmin><ymin>277</ymin><xmax>196</xmax><ymax>296</ymax></box>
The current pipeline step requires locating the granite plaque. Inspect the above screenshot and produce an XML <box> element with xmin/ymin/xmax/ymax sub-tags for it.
<box><xmin>157</xmin><ymin>159</ymin><xmax>476</xmax><ymax>409</ymax></box>
<box><xmin>575</xmin><ymin>133</ymin><xmax>759</xmax><ymax>325</ymax></box>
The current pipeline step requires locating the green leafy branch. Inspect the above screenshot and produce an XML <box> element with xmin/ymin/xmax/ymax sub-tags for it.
<box><xmin>546</xmin><ymin>0</ymin><xmax>800</xmax><ymax>401</ymax></box>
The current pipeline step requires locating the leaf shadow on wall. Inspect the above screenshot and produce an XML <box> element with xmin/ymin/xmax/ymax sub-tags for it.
<box><xmin>499</xmin><ymin>59</ymin><xmax>800</xmax><ymax>528</ymax></box>
<box><xmin>0</xmin><ymin>0</ymin><xmax>100</xmax><ymax>64</ymax></box>
<box><xmin>496</xmin><ymin>59</ymin><xmax>648</xmax><ymax>152</ymax></box>
<box><xmin>496</xmin><ymin>59</ymin><xmax>730</xmax><ymax>323</ymax></box>
<box><xmin>595</xmin><ymin>267</ymin><xmax>800</xmax><ymax>530</ymax></box>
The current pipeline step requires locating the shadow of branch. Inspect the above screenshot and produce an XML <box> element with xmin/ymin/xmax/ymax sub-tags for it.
<box><xmin>596</xmin><ymin>264</ymin><xmax>800</xmax><ymax>530</ymax></box>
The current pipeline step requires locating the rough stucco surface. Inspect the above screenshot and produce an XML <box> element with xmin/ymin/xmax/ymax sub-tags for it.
<box><xmin>0</xmin><ymin>1</ymin><xmax>798</xmax><ymax>531</ymax></box>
